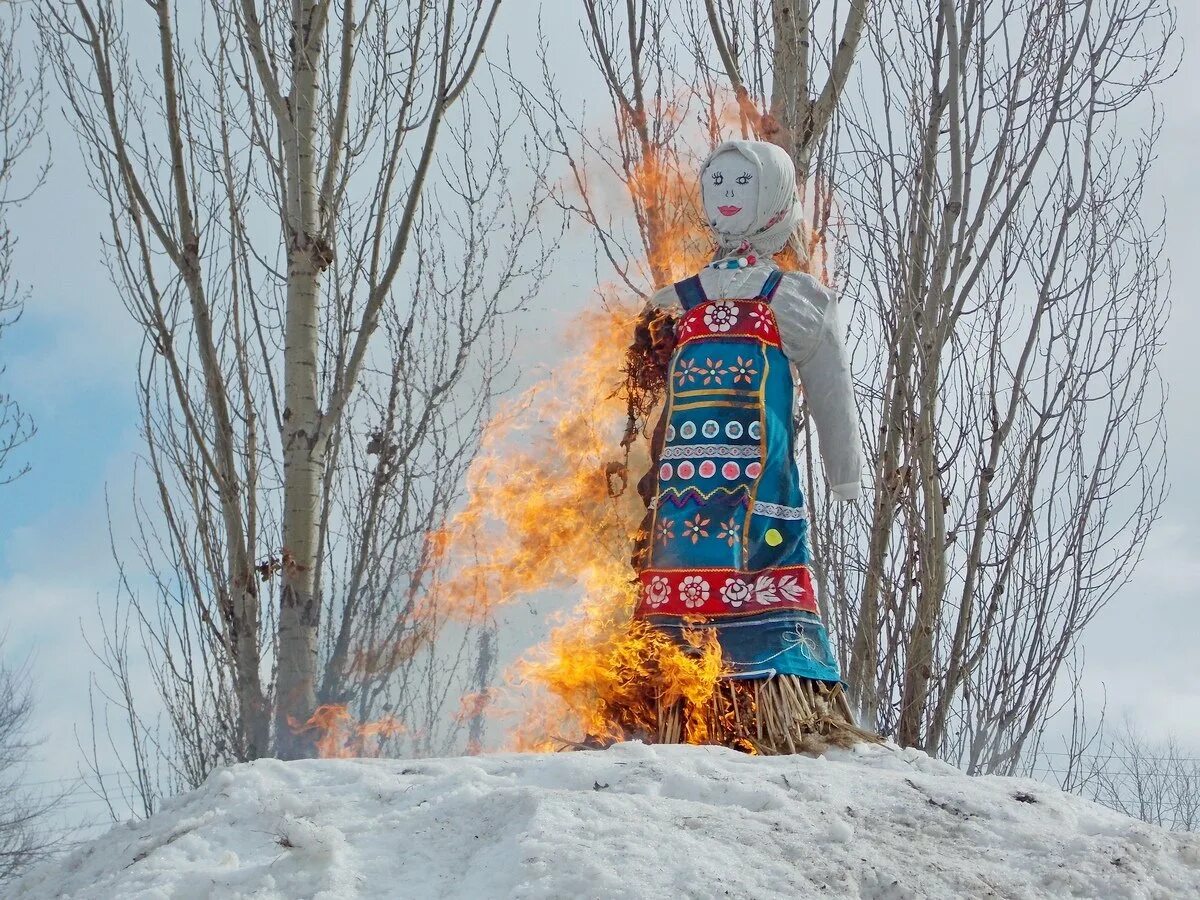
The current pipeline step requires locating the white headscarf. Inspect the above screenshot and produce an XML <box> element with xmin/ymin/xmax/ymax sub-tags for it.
<box><xmin>701</xmin><ymin>140</ymin><xmax>801</xmax><ymax>258</ymax></box>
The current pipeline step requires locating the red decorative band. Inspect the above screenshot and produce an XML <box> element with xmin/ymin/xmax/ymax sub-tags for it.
<box><xmin>635</xmin><ymin>565</ymin><xmax>818</xmax><ymax>619</ymax></box>
<box><xmin>675</xmin><ymin>300</ymin><xmax>781</xmax><ymax>351</ymax></box>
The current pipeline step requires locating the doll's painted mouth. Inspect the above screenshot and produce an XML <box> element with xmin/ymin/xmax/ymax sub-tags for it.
<box><xmin>718</xmin><ymin>205</ymin><xmax>742</xmax><ymax>216</ymax></box>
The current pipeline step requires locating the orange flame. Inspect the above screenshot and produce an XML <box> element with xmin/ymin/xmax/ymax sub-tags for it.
<box><xmin>290</xmin><ymin>704</ymin><xmax>405</xmax><ymax>759</ymax></box>
<box><xmin>421</xmin><ymin>140</ymin><xmax>725</xmax><ymax>748</ymax></box>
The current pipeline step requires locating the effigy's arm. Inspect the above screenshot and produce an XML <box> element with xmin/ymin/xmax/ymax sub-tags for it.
<box><xmin>775</xmin><ymin>273</ymin><xmax>864</xmax><ymax>501</ymax></box>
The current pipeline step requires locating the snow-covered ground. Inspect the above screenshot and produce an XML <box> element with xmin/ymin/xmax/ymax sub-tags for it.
<box><xmin>15</xmin><ymin>741</ymin><xmax>1200</xmax><ymax>899</ymax></box>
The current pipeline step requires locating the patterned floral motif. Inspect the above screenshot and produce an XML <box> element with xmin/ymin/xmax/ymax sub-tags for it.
<box><xmin>729</xmin><ymin>356</ymin><xmax>758</xmax><ymax>385</ymax></box>
<box><xmin>695</xmin><ymin>358</ymin><xmax>727</xmax><ymax>385</ymax></box>
<box><xmin>679</xmin><ymin>575</ymin><xmax>710</xmax><ymax>608</ymax></box>
<box><xmin>752</xmin><ymin>574</ymin><xmax>780</xmax><ymax>605</ymax></box>
<box><xmin>674</xmin><ymin>358</ymin><xmax>696</xmax><ymax>387</ymax></box>
<box><xmin>655</xmin><ymin>518</ymin><xmax>675</xmax><ymax>546</ymax></box>
<box><xmin>673</xmin><ymin>300</ymin><xmax>780</xmax><ymax>352</ymax></box>
<box><xmin>720</xmin><ymin>578</ymin><xmax>752</xmax><ymax>608</ymax></box>
<box><xmin>774</xmin><ymin>574</ymin><xmax>808</xmax><ymax>605</ymax></box>
<box><xmin>716</xmin><ymin>516</ymin><xmax>739</xmax><ymax>547</ymax></box>
<box><xmin>682</xmin><ymin>513</ymin><xmax>710</xmax><ymax>543</ymax></box>
<box><xmin>748</xmin><ymin>304</ymin><xmax>771</xmax><ymax>333</ymax></box>
<box><xmin>636</xmin><ymin>566</ymin><xmax>818</xmax><ymax>618</ymax></box>
<box><xmin>703</xmin><ymin>300</ymin><xmax>738</xmax><ymax>333</ymax></box>
<box><xmin>644</xmin><ymin>576</ymin><xmax>671</xmax><ymax>608</ymax></box>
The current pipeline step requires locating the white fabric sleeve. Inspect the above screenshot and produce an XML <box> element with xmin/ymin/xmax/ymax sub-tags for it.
<box><xmin>646</xmin><ymin>285</ymin><xmax>678</xmax><ymax>311</ymax></box>
<box><xmin>773</xmin><ymin>273</ymin><xmax>864</xmax><ymax>500</ymax></box>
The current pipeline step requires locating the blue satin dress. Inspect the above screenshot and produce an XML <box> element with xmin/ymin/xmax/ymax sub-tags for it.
<box><xmin>636</xmin><ymin>269</ymin><xmax>840</xmax><ymax>682</ymax></box>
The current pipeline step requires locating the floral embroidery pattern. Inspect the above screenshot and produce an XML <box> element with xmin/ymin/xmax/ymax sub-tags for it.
<box><xmin>637</xmin><ymin>566</ymin><xmax>818</xmax><ymax>617</ymax></box>
<box><xmin>751</xmin><ymin>575</ymin><xmax>779</xmax><ymax>605</ymax></box>
<box><xmin>720</xmin><ymin>578</ymin><xmax>752</xmax><ymax>608</ymax></box>
<box><xmin>679</xmin><ymin>576</ymin><xmax>710</xmax><ymax>609</ymax></box>
<box><xmin>774</xmin><ymin>574</ymin><xmax>808</xmax><ymax>605</ymax></box>
<box><xmin>655</xmin><ymin>518</ymin><xmax>675</xmax><ymax>545</ymax></box>
<box><xmin>674</xmin><ymin>357</ymin><xmax>697</xmax><ymax>387</ymax></box>
<box><xmin>729</xmin><ymin>356</ymin><xmax>758</xmax><ymax>385</ymax></box>
<box><xmin>748</xmin><ymin>305</ymin><xmax>771</xmax><ymax>332</ymax></box>
<box><xmin>704</xmin><ymin>300</ymin><xmax>738</xmax><ymax>333</ymax></box>
<box><xmin>682</xmin><ymin>513</ymin><xmax>710</xmax><ymax>543</ymax></box>
<box><xmin>673</xmin><ymin>302</ymin><xmax>781</xmax><ymax>352</ymax></box>
<box><xmin>694</xmin><ymin>358</ymin><xmax>727</xmax><ymax>385</ymax></box>
<box><xmin>717</xmin><ymin>516</ymin><xmax>739</xmax><ymax>547</ymax></box>
<box><xmin>644</xmin><ymin>576</ymin><xmax>671</xmax><ymax>608</ymax></box>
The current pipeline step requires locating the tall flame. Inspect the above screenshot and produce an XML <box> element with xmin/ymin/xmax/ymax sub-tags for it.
<box><xmin>421</xmin><ymin>131</ymin><xmax>734</xmax><ymax>748</ymax></box>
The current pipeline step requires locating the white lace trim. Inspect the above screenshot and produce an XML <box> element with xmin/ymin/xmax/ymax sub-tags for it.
<box><xmin>661</xmin><ymin>443</ymin><xmax>761</xmax><ymax>460</ymax></box>
<box><xmin>751</xmin><ymin>500</ymin><xmax>809</xmax><ymax>520</ymax></box>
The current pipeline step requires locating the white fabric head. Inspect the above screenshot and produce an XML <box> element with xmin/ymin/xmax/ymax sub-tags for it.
<box><xmin>700</xmin><ymin>140</ymin><xmax>801</xmax><ymax>257</ymax></box>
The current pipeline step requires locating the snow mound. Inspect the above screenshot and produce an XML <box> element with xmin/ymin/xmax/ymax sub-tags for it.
<box><xmin>17</xmin><ymin>742</ymin><xmax>1200</xmax><ymax>899</ymax></box>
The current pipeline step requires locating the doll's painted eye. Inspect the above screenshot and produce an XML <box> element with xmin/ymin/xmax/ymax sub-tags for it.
<box><xmin>711</xmin><ymin>172</ymin><xmax>724</xmax><ymax>185</ymax></box>
<box><xmin>736</xmin><ymin>172</ymin><xmax>753</xmax><ymax>185</ymax></box>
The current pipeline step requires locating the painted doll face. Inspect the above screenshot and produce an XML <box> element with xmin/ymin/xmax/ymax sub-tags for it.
<box><xmin>702</xmin><ymin>148</ymin><xmax>759</xmax><ymax>238</ymax></box>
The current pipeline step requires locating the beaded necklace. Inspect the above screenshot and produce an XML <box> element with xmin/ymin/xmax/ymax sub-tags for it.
<box><xmin>708</xmin><ymin>240</ymin><xmax>758</xmax><ymax>271</ymax></box>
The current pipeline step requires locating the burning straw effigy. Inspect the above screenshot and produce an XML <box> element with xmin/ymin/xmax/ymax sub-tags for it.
<box><xmin>620</xmin><ymin>139</ymin><xmax>877</xmax><ymax>755</ymax></box>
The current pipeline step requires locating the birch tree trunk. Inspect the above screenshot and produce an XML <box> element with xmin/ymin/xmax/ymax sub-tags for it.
<box><xmin>275</xmin><ymin>0</ymin><xmax>328</xmax><ymax>760</ymax></box>
<box><xmin>40</xmin><ymin>0</ymin><xmax>546</xmax><ymax>772</ymax></box>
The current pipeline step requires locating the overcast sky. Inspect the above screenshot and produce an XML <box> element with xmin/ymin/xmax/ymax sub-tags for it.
<box><xmin>1</xmin><ymin>3</ymin><xmax>1197</xmax><ymax>830</ymax></box>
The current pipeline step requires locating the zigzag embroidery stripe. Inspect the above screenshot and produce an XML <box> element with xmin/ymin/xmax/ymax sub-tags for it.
<box><xmin>752</xmin><ymin>500</ymin><xmax>809</xmax><ymax>520</ymax></box>
<box><xmin>660</xmin><ymin>444</ymin><xmax>762</xmax><ymax>460</ymax></box>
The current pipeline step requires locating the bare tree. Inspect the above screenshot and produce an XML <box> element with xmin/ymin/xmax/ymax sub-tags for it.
<box><xmin>0</xmin><ymin>5</ymin><xmax>52</xmax><ymax>882</ymax></box>
<box><xmin>0</xmin><ymin>641</ymin><xmax>53</xmax><ymax>884</ymax></box>
<box><xmin>818</xmin><ymin>0</ymin><xmax>1175</xmax><ymax>769</ymax></box>
<box><xmin>1040</xmin><ymin>715</ymin><xmax>1200</xmax><ymax>833</ymax></box>
<box><xmin>39</xmin><ymin>0</ymin><xmax>551</xmax><ymax>778</ymax></box>
<box><xmin>0</xmin><ymin>1</ymin><xmax>45</xmax><ymax>484</ymax></box>
<box><xmin>619</xmin><ymin>0</ymin><xmax>1174</xmax><ymax>772</ymax></box>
